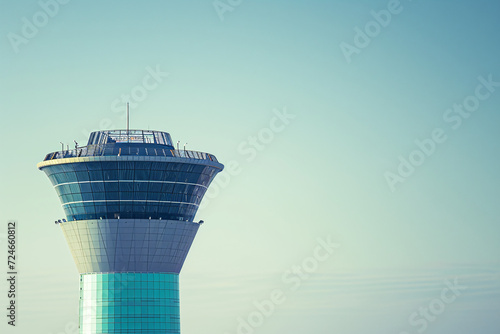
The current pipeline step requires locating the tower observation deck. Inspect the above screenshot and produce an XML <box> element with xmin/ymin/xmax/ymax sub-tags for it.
<box><xmin>38</xmin><ymin>129</ymin><xmax>224</xmax><ymax>334</ymax></box>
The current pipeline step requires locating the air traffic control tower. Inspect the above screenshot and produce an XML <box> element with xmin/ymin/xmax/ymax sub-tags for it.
<box><xmin>37</xmin><ymin>129</ymin><xmax>224</xmax><ymax>333</ymax></box>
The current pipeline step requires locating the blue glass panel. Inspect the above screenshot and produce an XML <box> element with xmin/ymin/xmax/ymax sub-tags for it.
<box><xmin>119</xmin><ymin>181</ymin><xmax>134</xmax><ymax>192</ymax></box>
<box><xmin>134</xmin><ymin>191</ymin><xmax>147</xmax><ymax>201</ymax></box>
<box><xmin>80</xmin><ymin>183</ymin><xmax>92</xmax><ymax>193</ymax></box>
<box><xmin>148</xmin><ymin>204</ymin><xmax>159</xmax><ymax>214</ymax></box>
<box><xmin>84</xmin><ymin>204</ymin><xmax>96</xmax><ymax>214</ymax></box>
<box><xmin>82</xmin><ymin>192</ymin><xmax>93</xmax><ymax>201</ymax></box>
<box><xmin>95</xmin><ymin>204</ymin><xmax>107</xmax><ymax>213</ymax></box>
<box><xmin>45</xmin><ymin>165</ymin><xmax>64</xmax><ymax>175</ymax></box>
<box><xmin>134</xmin><ymin>203</ymin><xmax>146</xmax><ymax>213</ymax></box>
<box><xmin>134</xmin><ymin>162</ymin><xmax>151</xmax><ymax>169</ymax></box>
<box><xmin>89</xmin><ymin>170</ymin><xmax>103</xmax><ymax>180</ymax></box>
<box><xmin>107</xmin><ymin>204</ymin><xmax>120</xmax><ymax>214</ymax></box>
<box><xmin>69</xmin><ymin>183</ymin><xmax>80</xmax><ymax>193</ymax></box>
<box><xmin>150</xmin><ymin>170</ymin><xmax>163</xmax><ymax>180</ymax></box>
<box><xmin>72</xmin><ymin>206</ymin><xmax>85</xmax><ymax>215</ymax></box>
<box><xmin>59</xmin><ymin>184</ymin><xmax>71</xmax><ymax>193</ymax></box>
<box><xmin>103</xmin><ymin>169</ymin><xmax>119</xmax><ymax>180</ymax></box>
<box><xmin>120</xmin><ymin>203</ymin><xmax>133</xmax><ymax>213</ymax></box>
<box><xmin>86</xmin><ymin>162</ymin><xmax>102</xmax><ymax>170</ymax></box>
<box><xmin>120</xmin><ymin>192</ymin><xmax>134</xmax><ymax>200</ymax></box>
<box><xmin>65</xmin><ymin>171</ymin><xmax>77</xmax><ymax>182</ymax></box>
<box><xmin>72</xmin><ymin>193</ymin><xmax>83</xmax><ymax>202</ymax></box>
<box><xmin>105</xmin><ymin>192</ymin><xmax>119</xmax><ymax>200</ymax></box>
<box><xmin>134</xmin><ymin>182</ymin><xmax>149</xmax><ymax>192</ymax></box>
<box><xmin>147</xmin><ymin>192</ymin><xmax>161</xmax><ymax>200</ymax></box>
<box><xmin>91</xmin><ymin>182</ymin><xmax>105</xmax><ymax>192</ymax></box>
<box><xmin>186</xmin><ymin>173</ymin><xmax>198</xmax><ymax>183</ymax></box>
<box><xmin>76</xmin><ymin>171</ymin><xmax>90</xmax><ymax>181</ymax></box>
<box><xmin>162</xmin><ymin>183</ymin><xmax>174</xmax><ymax>193</ymax></box>
<box><xmin>93</xmin><ymin>192</ymin><xmax>106</xmax><ymax>200</ymax></box>
<box><xmin>105</xmin><ymin>182</ymin><xmax>119</xmax><ymax>192</ymax></box>
<box><xmin>60</xmin><ymin>194</ymin><xmax>71</xmax><ymax>203</ymax></box>
<box><xmin>101</xmin><ymin>161</ymin><xmax>119</xmax><ymax>170</ymax></box>
<box><xmin>135</xmin><ymin>169</ymin><xmax>150</xmax><ymax>180</ymax></box>
<box><xmin>53</xmin><ymin>173</ymin><xmax>65</xmax><ymax>183</ymax></box>
<box><xmin>174</xmin><ymin>183</ymin><xmax>187</xmax><ymax>193</ymax></box>
<box><xmin>118</xmin><ymin>168</ymin><xmax>134</xmax><ymax>180</ymax></box>
<box><xmin>163</xmin><ymin>171</ymin><xmax>176</xmax><ymax>181</ymax></box>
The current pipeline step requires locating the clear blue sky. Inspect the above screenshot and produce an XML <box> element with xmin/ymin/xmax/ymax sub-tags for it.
<box><xmin>1</xmin><ymin>1</ymin><xmax>499</xmax><ymax>333</ymax></box>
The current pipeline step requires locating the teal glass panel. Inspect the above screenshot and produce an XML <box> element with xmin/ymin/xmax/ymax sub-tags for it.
<box><xmin>79</xmin><ymin>273</ymin><xmax>180</xmax><ymax>334</ymax></box>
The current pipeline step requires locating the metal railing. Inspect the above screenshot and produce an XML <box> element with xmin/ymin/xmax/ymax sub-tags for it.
<box><xmin>43</xmin><ymin>145</ymin><xmax>218</xmax><ymax>163</ymax></box>
<box><xmin>170</xmin><ymin>149</ymin><xmax>217</xmax><ymax>161</ymax></box>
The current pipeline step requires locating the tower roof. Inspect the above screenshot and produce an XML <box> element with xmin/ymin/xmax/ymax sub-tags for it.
<box><xmin>40</xmin><ymin>129</ymin><xmax>220</xmax><ymax>164</ymax></box>
<box><xmin>87</xmin><ymin>130</ymin><xmax>173</xmax><ymax>146</ymax></box>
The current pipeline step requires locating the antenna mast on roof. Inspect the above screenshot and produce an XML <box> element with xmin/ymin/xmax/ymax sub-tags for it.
<box><xmin>126</xmin><ymin>102</ymin><xmax>130</xmax><ymax>135</ymax></box>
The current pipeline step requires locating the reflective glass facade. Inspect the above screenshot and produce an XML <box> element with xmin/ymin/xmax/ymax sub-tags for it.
<box><xmin>80</xmin><ymin>273</ymin><xmax>180</xmax><ymax>334</ymax></box>
<box><xmin>41</xmin><ymin>159</ymin><xmax>219</xmax><ymax>221</ymax></box>
<box><xmin>38</xmin><ymin>129</ymin><xmax>224</xmax><ymax>334</ymax></box>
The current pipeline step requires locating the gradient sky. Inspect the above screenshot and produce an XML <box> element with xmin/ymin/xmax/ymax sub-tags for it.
<box><xmin>1</xmin><ymin>1</ymin><xmax>499</xmax><ymax>333</ymax></box>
